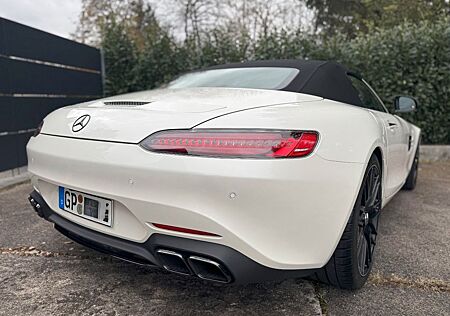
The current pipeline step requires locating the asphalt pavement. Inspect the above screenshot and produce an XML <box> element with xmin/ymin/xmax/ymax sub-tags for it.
<box><xmin>0</xmin><ymin>161</ymin><xmax>449</xmax><ymax>315</ymax></box>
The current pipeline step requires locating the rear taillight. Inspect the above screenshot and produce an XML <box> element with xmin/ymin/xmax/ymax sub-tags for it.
<box><xmin>140</xmin><ymin>129</ymin><xmax>318</xmax><ymax>158</ymax></box>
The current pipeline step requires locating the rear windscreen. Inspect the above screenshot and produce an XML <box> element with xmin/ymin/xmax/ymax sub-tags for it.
<box><xmin>167</xmin><ymin>67</ymin><xmax>299</xmax><ymax>90</ymax></box>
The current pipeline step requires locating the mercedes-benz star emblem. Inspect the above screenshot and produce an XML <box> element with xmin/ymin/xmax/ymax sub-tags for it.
<box><xmin>72</xmin><ymin>114</ymin><xmax>91</xmax><ymax>132</ymax></box>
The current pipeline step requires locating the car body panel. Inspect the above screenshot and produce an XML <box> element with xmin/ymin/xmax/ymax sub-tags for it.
<box><xmin>28</xmin><ymin>133</ymin><xmax>365</xmax><ymax>269</ymax></box>
<box><xmin>27</xmin><ymin>86</ymin><xmax>420</xmax><ymax>273</ymax></box>
<box><xmin>40</xmin><ymin>88</ymin><xmax>322</xmax><ymax>143</ymax></box>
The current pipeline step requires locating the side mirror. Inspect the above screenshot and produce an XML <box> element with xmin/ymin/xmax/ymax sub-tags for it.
<box><xmin>394</xmin><ymin>96</ymin><xmax>418</xmax><ymax>113</ymax></box>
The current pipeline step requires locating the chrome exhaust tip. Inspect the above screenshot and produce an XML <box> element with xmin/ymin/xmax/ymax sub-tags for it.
<box><xmin>155</xmin><ymin>249</ymin><xmax>191</xmax><ymax>276</ymax></box>
<box><xmin>187</xmin><ymin>256</ymin><xmax>232</xmax><ymax>283</ymax></box>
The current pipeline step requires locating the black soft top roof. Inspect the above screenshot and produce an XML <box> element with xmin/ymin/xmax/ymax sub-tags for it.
<box><xmin>206</xmin><ymin>59</ymin><xmax>363</xmax><ymax>106</ymax></box>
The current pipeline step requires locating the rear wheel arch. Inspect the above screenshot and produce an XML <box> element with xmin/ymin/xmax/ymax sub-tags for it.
<box><xmin>372</xmin><ymin>147</ymin><xmax>383</xmax><ymax>176</ymax></box>
<box><xmin>319</xmin><ymin>146</ymin><xmax>384</xmax><ymax>271</ymax></box>
<box><xmin>314</xmin><ymin>154</ymin><xmax>383</xmax><ymax>289</ymax></box>
<box><xmin>371</xmin><ymin>146</ymin><xmax>385</xmax><ymax>202</ymax></box>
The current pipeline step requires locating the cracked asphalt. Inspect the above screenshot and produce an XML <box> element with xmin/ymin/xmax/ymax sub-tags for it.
<box><xmin>0</xmin><ymin>161</ymin><xmax>449</xmax><ymax>315</ymax></box>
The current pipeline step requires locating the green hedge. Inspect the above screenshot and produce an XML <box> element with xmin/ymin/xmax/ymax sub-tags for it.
<box><xmin>102</xmin><ymin>18</ymin><xmax>450</xmax><ymax>144</ymax></box>
<box><xmin>324</xmin><ymin>20</ymin><xmax>450</xmax><ymax>144</ymax></box>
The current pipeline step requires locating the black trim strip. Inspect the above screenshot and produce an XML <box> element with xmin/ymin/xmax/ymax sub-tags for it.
<box><xmin>40</xmin><ymin>133</ymin><xmax>137</xmax><ymax>145</ymax></box>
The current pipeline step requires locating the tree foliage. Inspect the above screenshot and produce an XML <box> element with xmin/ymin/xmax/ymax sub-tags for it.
<box><xmin>305</xmin><ymin>0</ymin><xmax>450</xmax><ymax>38</ymax></box>
<box><xmin>74</xmin><ymin>0</ymin><xmax>449</xmax><ymax>143</ymax></box>
<box><xmin>74</xmin><ymin>0</ymin><xmax>165</xmax><ymax>49</ymax></box>
<box><xmin>101</xmin><ymin>22</ymin><xmax>138</xmax><ymax>95</ymax></box>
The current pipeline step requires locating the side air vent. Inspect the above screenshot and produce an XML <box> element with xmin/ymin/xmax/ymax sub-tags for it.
<box><xmin>103</xmin><ymin>101</ymin><xmax>150</xmax><ymax>106</ymax></box>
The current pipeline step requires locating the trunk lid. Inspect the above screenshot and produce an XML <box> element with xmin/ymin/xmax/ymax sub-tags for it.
<box><xmin>41</xmin><ymin>87</ymin><xmax>321</xmax><ymax>143</ymax></box>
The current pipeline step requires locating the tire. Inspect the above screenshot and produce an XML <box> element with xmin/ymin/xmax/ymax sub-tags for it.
<box><xmin>402</xmin><ymin>144</ymin><xmax>419</xmax><ymax>191</ymax></box>
<box><xmin>313</xmin><ymin>155</ymin><xmax>382</xmax><ymax>289</ymax></box>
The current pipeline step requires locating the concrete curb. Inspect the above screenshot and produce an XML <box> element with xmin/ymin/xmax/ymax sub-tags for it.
<box><xmin>420</xmin><ymin>145</ymin><xmax>450</xmax><ymax>162</ymax></box>
<box><xmin>0</xmin><ymin>168</ymin><xmax>30</xmax><ymax>191</ymax></box>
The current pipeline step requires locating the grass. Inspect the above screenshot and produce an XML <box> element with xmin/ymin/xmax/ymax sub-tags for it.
<box><xmin>312</xmin><ymin>281</ymin><xmax>329</xmax><ymax>315</ymax></box>
<box><xmin>369</xmin><ymin>271</ymin><xmax>450</xmax><ymax>293</ymax></box>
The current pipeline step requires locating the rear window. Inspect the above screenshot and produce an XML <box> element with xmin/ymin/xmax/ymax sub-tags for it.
<box><xmin>167</xmin><ymin>67</ymin><xmax>299</xmax><ymax>90</ymax></box>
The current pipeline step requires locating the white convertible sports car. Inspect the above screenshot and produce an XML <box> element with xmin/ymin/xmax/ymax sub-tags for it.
<box><xmin>27</xmin><ymin>60</ymin><xmax>420</xmax><ymax>289</ymax></box>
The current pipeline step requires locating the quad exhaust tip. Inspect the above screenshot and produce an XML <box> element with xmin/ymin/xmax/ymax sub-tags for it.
<box><xmin>155</xmin><ymin>249</ymin><xmax>232</xmax><ymax>283</ymax></box>
<box><xmin>155</xmin><ymin>249</ymin><xmax>192</xmax><ymax>276</ymax></box>
<box><xmin>187</xmin><ymin>255</ymin><xmax>232</xmax><ymax>283</ymax></box>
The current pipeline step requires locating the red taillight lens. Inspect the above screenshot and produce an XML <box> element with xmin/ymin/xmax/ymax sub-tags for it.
<box><xmin>140</xmin><ymin>129</ymin><xmax>318</xmax><ymax>158</ymax></box>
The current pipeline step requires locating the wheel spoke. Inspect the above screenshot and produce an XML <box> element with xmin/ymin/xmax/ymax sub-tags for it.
<box><xmin>366</xmin><ymin>174</ymin><xmax>380</xmax><ymax>207</ymax></box>
<box><xmin>368</xmin><ymin>222</ymin><xmax>378</xmax><ymax>238</ymax></box>
<box><xmin>364</xmin><ymin>229</ymin><xmax>373</xmax><ymax>264</ymax></box>
<box><xmin>367</xmin><ymin>170</ymin><xmax>373</xmax><ymax>202</ymax></box>
<box><xmin>357</xmin><ymin>230</ymin><xmax>367</xmax><ymax>273</ymax></box>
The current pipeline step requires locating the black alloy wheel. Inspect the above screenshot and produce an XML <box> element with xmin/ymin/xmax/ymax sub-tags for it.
<box><xmin>356</xmin><ymin>163</ymin><xmax>381</xmax><ymax>276</ymax></box>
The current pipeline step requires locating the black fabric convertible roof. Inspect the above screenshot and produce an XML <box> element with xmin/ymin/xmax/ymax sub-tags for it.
<box><xmin>206</xmin><ymin>59</ymin><xmax>363</xmax><ymax>106</ymax></box>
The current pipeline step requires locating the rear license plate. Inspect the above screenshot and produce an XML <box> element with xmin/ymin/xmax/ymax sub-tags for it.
<box><xmin>58</xmin><ymin>187</ymin><xmax>113</xmax><ymax>226</ymax></box>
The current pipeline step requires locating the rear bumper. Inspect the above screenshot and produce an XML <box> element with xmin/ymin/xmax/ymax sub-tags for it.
<box><xmin>29</xmin><ymin>190</ymin><xmax>313</xmax><ymax>284</ymax></box>
<box><xmin>27</xmin><ymin>134</ymin><xmax>366</xmax><ymax>270</ymax></box>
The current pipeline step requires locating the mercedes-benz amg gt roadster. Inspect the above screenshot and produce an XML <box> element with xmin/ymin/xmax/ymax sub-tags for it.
<box><xmin>27</xmin><ymin>60</ymin><xmax>420</xmax><ymax>289</ymax></box>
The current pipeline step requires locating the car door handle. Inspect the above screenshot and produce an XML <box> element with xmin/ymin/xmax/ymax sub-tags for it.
<box><xmin>387</xmin><ymin>122</ymin><xmax>398</xmax><ymax>128</ymax></box>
